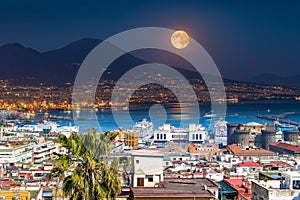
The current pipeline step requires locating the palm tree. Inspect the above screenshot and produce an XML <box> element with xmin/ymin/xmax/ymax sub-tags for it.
<box><xmin>50</xmin><ymin>129</ymin><xmax>121</xmax><ymax>200</ymax></box>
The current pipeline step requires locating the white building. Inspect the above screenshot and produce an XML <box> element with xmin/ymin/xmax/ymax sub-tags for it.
<box><xmin>214</xmin><ymin>118</ymin><xmax>227</xmax><ymax>146</ymax></box>
<box><xmin>281</xmin><ymin>171</ymin><xmax>300</xmax><ymax>190</ymax></box>
<box><xmin>133</xmin><ymin>119</ymin><xmax>153</xmax><ymax>138</ymax></box>
<box><xmin>0</xmin><ymin>143</ymin><xmax>32</xmax><ymax>164</ymax></box>
<box><xmin>130</xmin><ymin>150</ymin><xmax>164</xmax><ymax>187</ymax></box>
<box><xmin>188</xmin><ymin>124</ymin><xmax>207</xmax><ymax>143</ymax></box>
<box><xmin>33</xmin><ymin>141</ymin><xmax>58</xmax><ymax>164</ymax></box>
<box><xmin>154</xmin><ymin>124</ymin><xmax>207</xmax><ymax>144</ymax></box>
<box><xmin>252</xmin><ymin>178</ymin><xmax>300</xmax><ymax>200</ymax></box>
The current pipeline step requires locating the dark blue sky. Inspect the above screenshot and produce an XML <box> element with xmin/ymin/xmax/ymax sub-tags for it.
<box><xmin>0</xmin><ymin>0</ymin><xmax>299</xmax><ymax>80</ymax></box>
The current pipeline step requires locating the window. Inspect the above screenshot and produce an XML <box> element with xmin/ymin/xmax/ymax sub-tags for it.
<box><xmin>196</xmin><ymin>134</ymin><xmax>198</xmax><ymax>140</ymax></box>
<box><xmin>148</xmin><ymin>176</ymin><xmax>153</xmax><ymax>182</ymax></box>
<box><xmin>157</xmin><ymin>134</ymin><xmax>159</xmax><ymax>139</ymax></box>
<box><xmin>166</xmin><ymin>162</ymin><xmax>169</xmax><ymax>165</ymax></box>
<box><xmin>192</xmin><ymin>134</ymin><xmax>195</xmax><ymax>140</ymax></box>
<box><xmin>293</xmin><ymin>180</ymin><xmax>300</xmax><ymax>189</ymax></box>
<box><xmin>200</xmin><ymin>134</ymin><xmax>202</xmax><ymax>140</ymax></box>
<box><xmin>136</xmin><ymin>160</ymin><xmax>139</xmax><ymax>164</ymax></box>
<box><xmin>164</xmin><ymin>134</ymin><xmax>166</xmax><ymax>140</ymax></box>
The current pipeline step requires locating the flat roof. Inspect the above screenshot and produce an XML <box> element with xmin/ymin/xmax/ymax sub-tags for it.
<box><xmin>282</xmin><ymin>171</ymin><xmax>300</xmax><ymax>177</ymax></box>
<box><xmin>132</xmin><ymin>178</ymin><xmax>217</xmax><ymax>198</ymax></box>
<box><xmin>130</xmin><ymin>150</ymin><xmax>163</xmax><ymax>157</ymax></box>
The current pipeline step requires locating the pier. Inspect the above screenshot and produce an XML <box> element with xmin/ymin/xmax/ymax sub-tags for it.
<box><xmin>257</xmin><ymin>112</ymin><xmax>300</xmax><ymax>126</ymax></box>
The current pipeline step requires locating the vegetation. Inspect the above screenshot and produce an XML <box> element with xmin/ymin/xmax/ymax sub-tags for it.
<box><xmin>50</xmin><ymin>129</ymin><xmax>121</xmax><ymax>200</ymax></box>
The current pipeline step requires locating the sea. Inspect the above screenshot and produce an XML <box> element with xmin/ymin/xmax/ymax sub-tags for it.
<box><xmin>48</xmin><ymin>99</ymin><xmax>300</xmax><ymax>132</ymax></box>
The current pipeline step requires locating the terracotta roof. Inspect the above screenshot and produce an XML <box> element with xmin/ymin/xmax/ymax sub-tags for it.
<box><xmin>270</xmin><ymin>142</ymin><xmax>300</xmax><ymax>153</ymax></box>
<box><xmin>234</xmin><ymin>162</ymin><xmax>262</xmax><ymax>167</ymax></box>
<box><xmin>223</xmin><ymin>179</ymin><xmax>252</xmax><ymax>199</ymax></box>
<box><xmin>188</xmin><ymin>144</ymin><xmax>220</xmax><ymax>154</ymax></box>
<box><xmin>227</xmin><ymin>144</ymin><xmax>276</xmax><ymax>156</ymax></box>
<box><xmin>270</xmin><ymin>161</ymin><xmax>292</xmax><ymax>168</ymax></box>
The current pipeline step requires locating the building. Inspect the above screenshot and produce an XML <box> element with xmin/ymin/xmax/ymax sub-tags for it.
<box><xmin>188</xmin><ymin>143</ymin><xmax>221</xmax><ymax>158</ymax></box>
<box><xmin>227</xmin><ymin>144</ymin><xmax>276</xmax><ymax>159</ymax></box>
<box><xmin>258</xmin><ymin>171</ymin><xmax>282</xmax><ymax>181</ymax></box>
<box><xmin>130</xmin><ymin>178</ymin><xmax>218</xmax><ymax>200</ymax></box>
<box><xmin>283</xmin><ymin>130</ymin><xmax>300</xmax><ymax>144</ymax></box>
<box><xmin>0</xmin><ymin>142</ymin><xmax>32</xmax><ymax>165</ymax></box>
<box><xmin>116</xmin><ymin>130</ymin><xmax>139</xmax><ymax>150</ymax></box>
<box><xmin>261</xmin><ymin>130</ymin><xmax>278</xmax><ymax>150</ymax></box>
<box><xmin>218</xmin><ymin>180</ymin><xmax>238</xmax><ymax>200</ymax></box>
<box><xmin>269</xmin><ymin>142</ymin><xmax>300</xmax><ymax>156</ymax></box>
<box><xmin>222</xmin><ymin>178</ymin><xmax>252</xmax><ymax>200</ymax></box>
<box><xmin>188</xmin><ymin>124</ymin><xmax>208</xmax><ymax>144</ymax></box>
<box><xmin>262</xmin><ymin>161</ymin><xmax>293</xmax><ymax>171</ymax></box>
<box><xmin>130</xmin><ymin>150</ymin><xmax>164</xmax><ymax>187</ymax></box>
<box><xmin>227</xmin><ymin>122</ymin><xmax>278</xmax><ymax>149</ymax></box>
<box><xmin>252</xmin><ymin>176</ymin><xmax>300</xmax><ymax>200</ymax></box>
<box><xmin>33</xmin><ymin>141</ymin><xmax>57</xmax><ymax>164</ymax></box>
<box><xmin>154</xmin><ymin>124</ymin><xmax>187</xmax><ymax>143</ymax></box>
<box><xmin>281</xmin><ymin>171</ymin><xmax>300</xmax><ymax>190</ymax></box>
<box><xmin>214</xmin><ymin>118</ymin><xmax>228</xmax><ymax>147</ymax></box>
<box><xmin>0</xmin><ymin>190</ymin><xmax>30</xmax><ymax>200</ymax></box>
<box><xmin>154</xmin><ymin>124</ymin><xmax>207</xmax><ymax>144</ymax></box>
<box><xmin>233</xmin><ymin>162</ymin><xmax>263</xmax><ymax>178</ymax></box>
<box><xmin>133</xmin><ymin>119</ymin><xmax>153</xmax><ymax>138</ymax></box>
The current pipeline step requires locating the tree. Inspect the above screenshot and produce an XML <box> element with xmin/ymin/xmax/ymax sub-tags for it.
<box><xmin>50</xmin><ymin>129</ymin><xmax>121</xmax><ymax>200</ymax></box>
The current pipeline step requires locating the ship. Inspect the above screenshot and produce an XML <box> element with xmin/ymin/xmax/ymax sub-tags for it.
<box><xmin>133</xmin><ymin>119</ymin><xmax>154</xmax><ymax>148</ymax></box>
<box><xmin>204</xmin><ymin>111</ymin><xmax>216</xmax><ymax>118</ymax></box>
<box><xmin>133</xmin><ymin>119</ymin><xmax>154</xmax><ymax>139</ymax></box>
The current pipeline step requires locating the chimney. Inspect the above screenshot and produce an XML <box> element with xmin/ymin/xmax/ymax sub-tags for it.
<box><xmin>203</xmin><ymin>168</ymin><xmax>207</xmax><ymax>179</ymax></box>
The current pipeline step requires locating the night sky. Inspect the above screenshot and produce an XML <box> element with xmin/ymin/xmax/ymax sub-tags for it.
<box><xmin>0</xmin><ymin>0</ymin><xmax>299</xmax><ymax>80</ymax></box>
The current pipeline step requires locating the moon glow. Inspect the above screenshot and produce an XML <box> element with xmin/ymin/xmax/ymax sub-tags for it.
<box><xmin>171</xmin><ymin>30</ymin><xmax>190</xmax><ymax>49</ymax></box>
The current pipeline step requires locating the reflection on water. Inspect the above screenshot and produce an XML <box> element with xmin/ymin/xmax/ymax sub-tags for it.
<box><xmin>51</xmin><ymin>100</ymin><xmax>300</xmax><ymax>131</ymax></box>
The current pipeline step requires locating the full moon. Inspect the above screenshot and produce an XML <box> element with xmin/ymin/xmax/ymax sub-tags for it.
<box><xmin>171</xmin><ymin>30</ymin><xmax>190</xmax><ymax>49</ymax></box>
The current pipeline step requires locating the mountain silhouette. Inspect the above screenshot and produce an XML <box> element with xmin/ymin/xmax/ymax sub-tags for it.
<box><xmin>1</xmin><ymin>38</ymin><xmax>296</xmax><ymax>87</ymax></box>
<box><xmin>0</xmin><ymin>38</ymin><xmax>103</xmax><ymax>85</ymax></box>
<box><xmin>0</xmin><ymin>38</ymin><xmax>205</xmax><ymax>85</ymax></box>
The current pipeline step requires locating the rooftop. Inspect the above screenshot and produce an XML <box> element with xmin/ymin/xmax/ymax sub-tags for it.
<box><xmin>188</xmin><ymin>144</ymin><xmax>220</xmax><ymax>154</ymax></box>
<box><xmin>234</xmin><ymin>162</ymin><xmax>262</xmax><ymax>167</ymax></box>
<box><xmin>270</xmin><ymin>160</ymin><xmax>293</xmax><ymax>168</ymax></box>
<box><xmin>270</xmin><ymin>142</ymin><xmax>300</xmax><ymax>153</ymax></box>
<box><xmin>131</xmin><ymin>178</ymin><xmax>217</xmax><ymax>198</ymax></box>
<box><xmin>130</xmin><ymin>150</ymin><xmax>163</xmax><ymax>157</ymax></box>
<box><xmin>223</xmin><ymin>178</ymin><xmax>251</xmax><ymax>200</ymax></box>
<box><xmin>140</xmin><ymin>144</ymin><xmax>188</xmax><ymax>154</ymax></box>
<box><xmin>228</xmin><ymin>144</ymin><xmax>276</xmax><ymax>156</ymax></box>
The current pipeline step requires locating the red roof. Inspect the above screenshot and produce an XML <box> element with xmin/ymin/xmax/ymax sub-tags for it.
<box><xmin>270</xmin><ymin>142</ymin><xmax>300</xmax><ymax>153</ymax></box>
<box><xmin>223</xmin><ymin>178</ymin><xmax>252</xmax><ymax>199</ymax></box>
<box><xmin>240</xmin><ymin>193</ymin><xmax>252</xmax><ymax>200</ymax></box>
<box><xmin>270</xmin><ymin>161</ymin><xmax>292</xmax><ymax>168</ymax></box>
<box><xmin>234</xmin><ymin>162</ymin><xmax>262</xmax><ymax>167</ymax></box>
